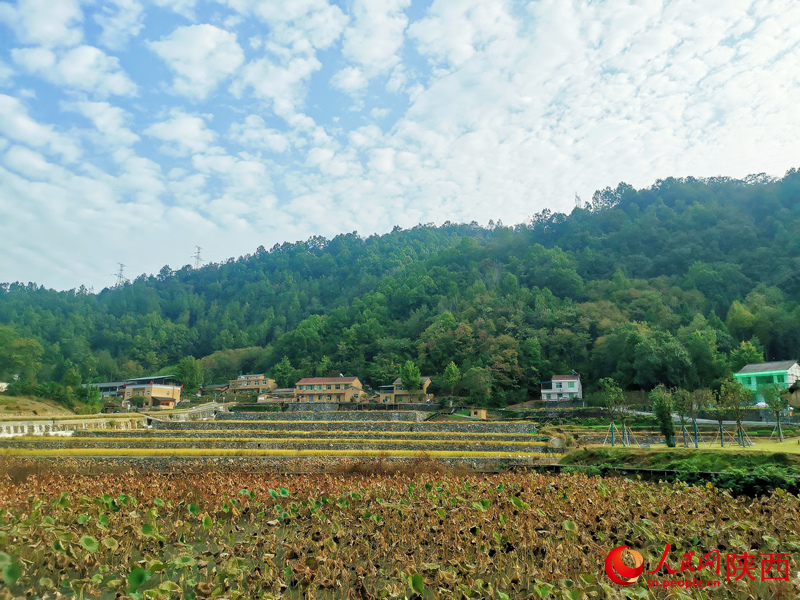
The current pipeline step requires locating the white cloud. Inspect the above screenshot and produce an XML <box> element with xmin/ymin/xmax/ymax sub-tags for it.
<box><xmin>342</xmin><ymin>0</ymin><xmax>410</xmax><ymax>72</ymax></box>
<box><xmin>223</xmin><ymin>0</ymin><xmax>348</xmax><ymax>50</ymax></box>
<box><xmin>0</xmin><ymin>60</ymin><xmax>13</xmax><ymax>86</ymax></box>
<box><xmin>144</xmin><ymin>111</ymin><xmax>216</xmax><ymax>156</ymax></box>
<box><xmin>148</xmin><ymin>24</ymin><xmax>245</xmax><ymax>99</ymax></box>
<box><xmin>12</xmin><ymin>45</ymin><xmax>137</xmax><ymax>97</ymax></box>
<box><xmin>408</xmin><ymin>0</ymin><xmax>518</xmax><ymax>68</ymax></box>
<box><xmin>233</xmin><ymin>54</ymin><xmax>322</xmax><ymax>118</ymax></box>
<box><xmin>331</xmin><ymin>66</ymin><xmax>368</xmax><ymax>93</ymax></box>
<box><xmin>0</xmin><ymin>94</ymin><xmax>80</xmax><ymax>161</ymax></box>
<box><xmin>153</xmin><ymin>0</ymin><xmax>196</xmax><ymax>19</ymax></box>
<box><xmin>94</xmin><ymin>0</ymin><xmax>145</xmax><ymax>50</ymax></box>
<box><xmin>229</xmin><ymin>115</ymin><xmax>290</xmax><ymax>153</ymax></box>
<box><xmin>63</xmin><ymin>101</ymin><xmax>140</xmax><ymax>147</ymax></box>
<box><xmin>0</xmin><ymin>0</ymin><xmax>83</xmax><ymax>48</ymax></box>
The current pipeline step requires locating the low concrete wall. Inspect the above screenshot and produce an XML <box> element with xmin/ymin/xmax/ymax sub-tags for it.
<box><xmin>0</xmin><ymin>416</ymin><xmax>143</xmax><ymax>438</ymax></box>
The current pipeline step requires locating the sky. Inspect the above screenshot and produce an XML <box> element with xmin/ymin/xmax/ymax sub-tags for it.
<box><xmin>0</xmin><ymin>0</ymin><xmax>799</xmax><ymax>291</ymax></box>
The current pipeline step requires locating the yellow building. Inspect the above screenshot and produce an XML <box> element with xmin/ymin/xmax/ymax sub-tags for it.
<box><xmin>228</xmin><ymin>374</ymin><xmax>277</xmax><ymax>394</ymax></box>
<box><xmin>122</xmin><ymin>383</ymin><xmax>182</xmax><ymax>408</ymax></box>
<box><xmin>295</xmin><ymin>377</ymin><xmax>365</xmax><ymax>402</ymax></box>
<box><xmin>380</xmin><ymin>376</ymin><xmax>433</xmax><ymax>402</ymax></box>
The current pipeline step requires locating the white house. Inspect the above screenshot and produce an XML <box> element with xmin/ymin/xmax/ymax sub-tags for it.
<box><xmin>541</xmin><ymin>374</ymin><xmax>582</xmax><ymax>401</ymax></box>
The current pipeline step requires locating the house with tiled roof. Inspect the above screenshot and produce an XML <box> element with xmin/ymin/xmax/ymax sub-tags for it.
<box><xmin>541</xmin><ymin>373</ymin><xmax>582</xmax><ymax>401</ymax></box>
<box><xmin>294</xmin><ymin>376</ymin><xmax>365</xmax><ymax>402</ymax></box>
<box><xmin>734</xmin><ymin>360</ymin><xmax>800</xmax><ymax>404</ymax></box>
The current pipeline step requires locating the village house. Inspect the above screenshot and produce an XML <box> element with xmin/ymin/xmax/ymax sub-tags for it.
<box><xmin>295</xmin><ymin>376</ymin><xmax>365</xmax><ymax>402</ymax></box>
<box><xmin>228</xmin><ymin>374</ymin><xmax>277</xmax><ymax>394</ymax></box>
<box><xmin>121</xmin><ymin>381</ymin><xmax>182</xmax><ymax>409</ymax></box>
<box><xmin>379</xmin><ymin>376</ymin><xmax>433</xmax><ymax>402</ymax></box>
<box><xmin>734</xmin><ymin>360</ymin><xmax>800</xmax><ymax>405</ymax></box>
<box><xmin>541</xmin><ymin>374</ymin><xmax>582</xmax><ymax>401</ymax></box>
<box><xmin>87</xmin><ymin>375</ymin><xmax>181</xmax><ymax>409</ymax></box>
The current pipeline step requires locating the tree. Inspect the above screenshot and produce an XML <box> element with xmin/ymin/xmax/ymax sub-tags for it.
<box><xmin>442</xmin><ymin>361</ymin><xmax>460</xmax><ymax>395</ymax></box>
<box><xmin>718</xmin><ymin>378</ymin><xmax>754</xmax><ymax>447</ymax></box>
<box><xmin>729</xmin><ymin>340</ymin><xmax>764</xmax><ymax>372</ymax></box>
<box><xmin>176</xmin><ymin>356</ymin><xmax>204</xmax><ymax>394</ymax></box>
<box><xmin>649</xmin><ymin>385</ymin><xmax>676</xmax><ymax>447</ymax></box>
<box><xmin>271</xmin><ymin>356</ymin><xmax>296</xmax><ymax>389</ymax></box>
<box><xmin>761</xmin><ymin>383</ymin><xmax>789</xmax><ymax>442</ymax></box>
<box><xmin>400</xmin><ymin>360</ymin><xmax>422</xmax><ymax>395</ymax></box>
<box><xmin>672</xmin><ymin>388</ymin><xmax>697</xmax><ymax>447</ymax></box>
<box><xmin>461</xmin><ymin>367</ymin><xmax>492</xmax><ymax>405</ymax></box>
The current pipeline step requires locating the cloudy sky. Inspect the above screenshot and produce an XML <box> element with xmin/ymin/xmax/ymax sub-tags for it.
<box><xmin>0</xmin><ymin>0</ymin><xmax>798</xmax><ymax>290</ymax></box>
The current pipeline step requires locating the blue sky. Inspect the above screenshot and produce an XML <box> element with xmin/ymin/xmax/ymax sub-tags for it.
<box><xmin>0</xmin><ymin>0</ymin><xmax>798</xmax><ymax>290</ymax></box>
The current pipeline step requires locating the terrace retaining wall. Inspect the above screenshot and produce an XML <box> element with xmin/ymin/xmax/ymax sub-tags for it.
<box><xmin>0</xmin><ymin>439</ymin><xmax>550</xmax><ymax>453</ymax></box>
<box><xmin>73</xmin><ymin>430</ymin><xmax>541</xmax><ymax>442</ymax></box>
<box><xmin>217</xmin><ymin>411</ymin><xmax>428</xmax><ymax>422</ymax></box>
<box><xmin>152</xmin><ymin>419</ymin><xmax>536</xmax><ymax>434</ymax></box>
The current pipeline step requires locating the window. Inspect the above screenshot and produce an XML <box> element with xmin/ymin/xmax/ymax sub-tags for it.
<box><xmin>756</xmin><ymin>375</ymin><xmax>774</xmax><ymax>386</ymax></box>
<box><xmin>326</xmin><ymin>385</ymin><xmax>332</xmax><ymax>390</ymax></box>
<box><xmin>743</xmin><ymin>377</ymin><xmax>752</xmax><ymax>386</ymax></box>
<box><xmin>777</xmin><ymin>374</ymin><xmax>786</xmax><ymax>383</ymax></box>
<box><xmin>555</xmin><ymin>382</ymin><xmax>562</xmax><ymax>389</ymax></box>
<box><xmin>335</xmin><ymin>384</ymin><xmax>341</xmax><ymax>390</ymax></box>
<box><xmin>568</xmin><ymin>382</ymin><xmax>575</xmax><ymax>388</ymax></box>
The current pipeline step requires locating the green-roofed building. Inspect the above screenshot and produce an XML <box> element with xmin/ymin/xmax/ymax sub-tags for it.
<box><xmin>734</xmin><ymin>360</ymin><xmax>800</xmax><ymax>404</ymax></box>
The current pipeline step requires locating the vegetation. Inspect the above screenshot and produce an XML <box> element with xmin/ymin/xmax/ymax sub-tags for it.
<box><xmin>649</xmin><ymin>386</ymin><xmax>676</xmax><ymax>447</ymax></box>
<box><xmin>561</xmin><ymin>447</ymin><xmax>800</xmax><ymax>496</ymax></box>
<box><xmin>2</xmin><ymin>460</ymin><xmax>800</xmax><ymax>598</ymax></box>
<box><xmin>3</xmin><ymin>172</ymin><xmax>800</xmax><ymax>407</ymax></box>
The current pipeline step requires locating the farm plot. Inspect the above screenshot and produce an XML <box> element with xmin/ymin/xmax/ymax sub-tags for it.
<box><xmin>1</xmin><ymin>459</ymin><xmax>799</xmax><ymax>598</ymax></box>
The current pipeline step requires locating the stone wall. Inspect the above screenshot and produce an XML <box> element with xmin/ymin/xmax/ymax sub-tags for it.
<box><xmin>153</xmin><ymin>419</ymin><xmax>536</xmax><ymax>434</ymax></box>
<box><xmin>5</xmin><ymin>455</ymin><xmax>546</xmax><ymax>473</ymax></box>
<box><xmin>0</xmin><ymin>439</ymin><xmax>549</xmax><ymax>453</ymax></box>
<box><xmin>217</xmin><ymin>411</ymin><xmax>427</xmax><ymax>422</ymax></box>
<box><xmin>74</xmin><ymin>430</ymin><xmax>541</xmax><ymax>442</ymax></box>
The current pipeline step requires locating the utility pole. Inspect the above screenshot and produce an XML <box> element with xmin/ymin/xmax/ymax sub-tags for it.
<box><xmin>192</xmin><ymin>246</ymin><xmax>204</xmax><ymax>269</ymax></box>
<box><xmin>112</xmin><ymin>263</ymin><xmax>127</xmax><ymax>288</ymax></box>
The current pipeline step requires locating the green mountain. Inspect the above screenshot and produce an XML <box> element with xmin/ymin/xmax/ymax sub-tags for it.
<box><xmin>2</xmin><ymin>170</ymin><xmax>800</xmax><ymax>407</ymax></box>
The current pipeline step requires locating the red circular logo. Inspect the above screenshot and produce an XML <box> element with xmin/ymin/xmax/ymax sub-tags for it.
<box><xmin>605</xmin><ymin>546</ymin><xmax>645</xmax><ymax>585</ymax></box>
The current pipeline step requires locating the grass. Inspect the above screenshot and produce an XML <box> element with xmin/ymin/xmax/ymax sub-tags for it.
<box><xmin>0</xmin><ymin>447</ymin><xmax>545</xmax><ymax>458</ymax></box>
<box><xmin>0</xmin><ymin>396</ymin><xmax>75</xmax><ymax>417</ymax></box>
<box><xmin>0</xmin><ymin>412</ymin><xmax>141</xmax><ymax>422</ymax></box>
<box><xmin>561</xmin><ymin>445</ymin><xmax>800</xmax><ymax>471</ymax></box>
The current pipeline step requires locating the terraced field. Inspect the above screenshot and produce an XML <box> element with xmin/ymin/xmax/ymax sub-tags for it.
<box><xmin>1</xmin><ymin>409</ymin><xmax>554</xmax><ymax>461</ymax></box>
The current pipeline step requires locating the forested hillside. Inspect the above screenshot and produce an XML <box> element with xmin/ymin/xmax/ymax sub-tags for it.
<box><xmin>2</xmin><ymin>170</ymin><xmax>800</xmax><ymax>407</ymax></box>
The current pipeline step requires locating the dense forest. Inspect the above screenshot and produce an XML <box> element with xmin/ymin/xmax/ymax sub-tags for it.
<box><xmin>2</xmin><ymin>170</ymin><xmax>800</xmax><ymax>407</ymax></box>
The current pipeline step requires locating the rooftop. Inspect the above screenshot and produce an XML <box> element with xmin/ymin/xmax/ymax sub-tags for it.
<box><xmin>393</xmin><ymin>376</ymin><xmax>431</xmax><ymax>385</ymax></box>
<box><xmin>552</xmin><ymin>374</ymin><xmax>580</xmax><ymax>380</ymax></box>
<box><xmin>296</xmin><ymin>377</ymin><xmax>359</xmax><ymax>384</ymax></box>
<box><xmin>126</xmin><ymin>375</ymin><xmax>176</xmax><ymax>383</ymax></box>
<box><xmin>737</xmin><ymin>361</ymin><xmax>799</xmax><ymax>374</ymax></box>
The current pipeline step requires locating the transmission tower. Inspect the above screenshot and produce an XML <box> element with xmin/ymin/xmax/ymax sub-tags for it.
<box><xmin>192</xmin><ymin>246</ymin><xmax>204</xmax><ymax>269</ymax></box>
<box><xmin>112</xmin><ymin>263</ymin><xmax>127</xmax><ymax>288</ymax></box>
<box><xmin>574</xmin><ymin>192</ymin><xmax>582</xmax><ymax>209</ymax></box>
